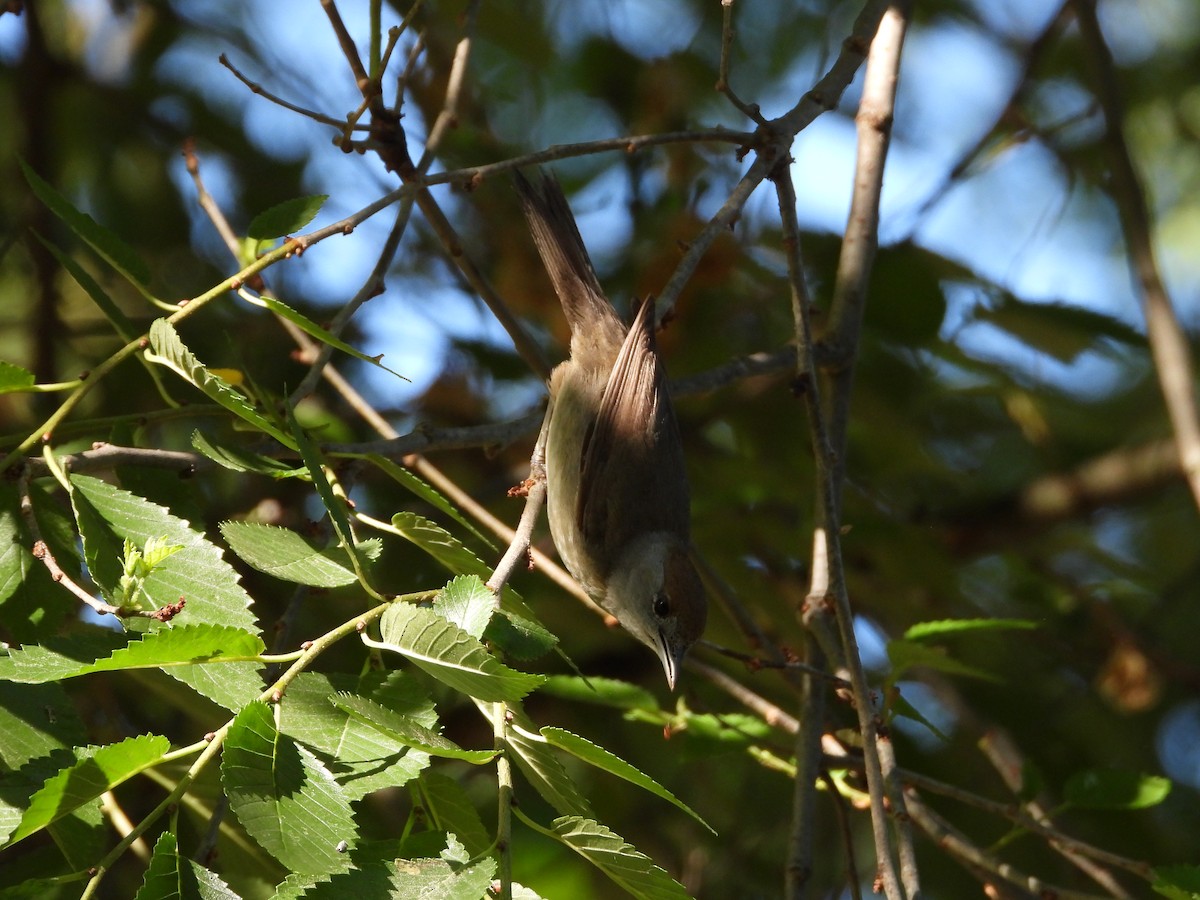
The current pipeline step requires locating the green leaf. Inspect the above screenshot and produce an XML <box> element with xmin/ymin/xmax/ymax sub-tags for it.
<box><xmin>285</xmin><ymin>405</ymin><xmax>366</xmax><ymax>574</ymax></box>
<box><xmin>0</xmin><ymin>361</ymin><xmax>35</xmax><ymax>395</ymax></box>
<box><xmin>219</xmin><ymin>522</ymin><xmax>360</xmax><ymax>588</ymax></box>
<box><xmin>247</xmin><ymin>195</ymin><xmax>328</xmax><ymax>240</ymax></box>
<box><xmin>222</xmin><ymin>702</ymin><xmax>355</xmax><ymax>876</ymax></box>
<box><xmin>69</xmin><ymin>474</ymin><xmax>259</xmax><ymax>633</ymax></box>
<box><xmin>903</xmin><ymin>618</ymin><xmax>1039</xmax><ymax>641</ymax></box>
<box><xmin>502</xmin><ymin>705</ymin><xmax>591</xmax><ymax>818</ymax></box>
<box><xmin>1063</xmin><ymin>769</ymin><xmax>1171</xmax><ymax>810</ymax></box>
<box><xmin>1153</xmin><ymin>864</ymin><xmax>1200</xmax><ymax>899</ymax></box>
<box><xmin>886</xmin><ymin>639</ymin><xmax>998</xmax><ymax>682</ymax></box>
<box><xmin>277</xmin><ymin>671</ymin><xmax>433</xmax><ymax>801</ymax></box>
<box><xmin>367</xmin><ymin>455</ymin><xmax>495</xmax><ymax>550</ymax></box>
<box><xmin>549</xmin><ymin>816</ymin><xmax>691</xmax><ymax>899</ymax></box>
<box><xmin>34</xmin><ymin>234</ymin><xmax>139</xmax><ymax>341</ymax></box>
<box><xmin>976</xmin><ymin>295</ymin><xmax>1146</xmax><ymax>363</ymax></box>
<box><xmin>888</xmin><ymin>692</ymin><xmax>949</xmax><ymax>742</ymax></box>
<box><xmin>0</xmin><ymin>627</ymin><xmax>130</xmax><ymax>684</ymax></box>
<box><xmin>433</xmin><ymin>575</ymin><xmax>495</xmax><ymax>639</ymax></box>
<box><xmin>5</xmin><ymin>734</ymin><xmax>171</xmax><ymax>847</ymax></box>
<box><xmin>0</xmin><ymin>682</ymin><xmax>85</xmax><ymax>771</ymax></box>
<box><xmin>191</xmin><ymin>430</ymin><xmax>307</xmax><ymax>478</ymax></box>
<box><xmin>145</xmin><ymin>320</ymin><xmax>297</xmax><ymax>450</ymax></box>
<box><xmin>20</xmin><ymin>159</ymin><xmax>151</xmax><ymax>286</ymax></box>
<box><xmin>538</xmin><ymin>676</ymin><xmax>658</xmax><ymax>711</ymax></box>
<box><xmin>372</xmin><ymin>602</ymin><xmax>545</xmax><ymax>703</ymax></box>
<box><xmin>417</xmin><ymin>771</ymin><xmax>492</xmax><ymax>860</ymax></box>
<box><xmin>331</xmin><ymin>693</ymin><xmax>497</xmax><ymax>764</ymax></box>
<box><xmin>541</xmin><ymin>727</ymin><xmax>714</xmax><ymax>834</ymax></box>
<box><xmin>484</xmin><ymin>607</ymin><xmax>559</xmax><ymax>661</ymax></box>
<box><xmin>0</xmin><ymin>484</ymin><xmax>74</xmax><ymax>642</ymax></box>
<box><xmin>0</xmin><ymin>624</ymin><xmax>262</xmax><ymax>681</ymax></box>
<box><xmin>134</xmin><ymin>831</ymin><xmax>242</xmax><ymax>900</ymax></box>
<box><xmin>244</xmin><ymin>293</ymin><xmax>406</xmax><ymax>380</ymax></box>
<box><xmin>389</xmin><ymin>512</ymin><xmax>493</xmax><ymax>579</ymax></box>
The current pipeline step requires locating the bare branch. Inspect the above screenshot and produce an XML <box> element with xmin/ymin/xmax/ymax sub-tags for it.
<box><xmin>1073</xmin><ymin>0</ymin><xmax>1200</xmax><ymax>512</ymax></box>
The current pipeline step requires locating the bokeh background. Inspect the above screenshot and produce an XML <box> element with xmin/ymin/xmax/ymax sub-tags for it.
<box><xmin>2</xmin><ymin>1</ymin><xmax>1199</xmax><ymax>897</ymax></box>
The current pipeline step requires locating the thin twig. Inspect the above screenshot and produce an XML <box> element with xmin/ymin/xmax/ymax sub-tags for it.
<box><xmin>1072</xmin><ymin>0</ymin><xmax>1200</xmax><ymax>512</ymax></box>
<box><xmin>717</xmin><ymin>0</ymin><xmax>766</xmax><ymax>123</ymax></box>
<box><xmin>904</xmin><ymin>791</ymin><xmax>1113</xmax><ymax>900</ymax></box>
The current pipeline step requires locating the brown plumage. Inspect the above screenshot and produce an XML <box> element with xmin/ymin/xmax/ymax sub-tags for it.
<box><xmin>514</xmin><ymin>170</ymin><xmax>706</xmax><ymax>688</ymax></box>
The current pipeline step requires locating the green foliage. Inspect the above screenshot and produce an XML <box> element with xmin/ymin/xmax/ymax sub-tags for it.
<box><xmin>0</xmin><ymin>1</ymin><xmax>1193</xmax><ymax>898</ymax></box>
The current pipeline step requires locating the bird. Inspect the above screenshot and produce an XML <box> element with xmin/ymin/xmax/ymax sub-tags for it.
<box><xmin>514</xmin><ymin>169</ymin><xmax>707</xmax><ymax>689</ymax></box>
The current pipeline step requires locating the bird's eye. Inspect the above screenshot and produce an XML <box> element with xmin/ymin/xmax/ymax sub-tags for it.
<box><xmin>653</xmin><ymin>593</ymin><xmax>670</xmax><ymax>618</ymax></box>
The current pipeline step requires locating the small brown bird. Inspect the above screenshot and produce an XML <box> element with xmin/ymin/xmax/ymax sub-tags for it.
<box><xmin>515</xmin><ymin>170</ymin><xmax>707</xmax><ymax>689</ymax></box>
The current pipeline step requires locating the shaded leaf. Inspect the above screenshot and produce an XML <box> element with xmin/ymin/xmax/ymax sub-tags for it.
<box><xmin>222</xmin><ymin>702</ymin><xmax>355</xmax><ymax>875</ymax></box>
<box><xmin>331</xmin><ymin>693</ymin><xmax>495</xmax><ymax>763</ymax></box>
<box><xmin>1064</xmin><ymin>769</ymin><xmax>1171</xmax><ymax>810</ymax></box>
<box><xmin>367</xmin><ymin>455</ymin><xmax>495</xmax><ymax>549</ymax></box>
<box><xmin>1153</xmin><ymin>864</ymin><xmax>1200</xmax><ymax>900</ymax></box>
<box><xmin>417</xmin><ymin>770</ymin><xmax>492</xmax><ymax>860</ymax></box>
<box><xmin>192</xmin><ymin>430</ymin><xmax>307</xmax><ymax>478</ymax></box>
<box><xmin>69</xmin><ymin>474</ymin><xmax>259</xmax><ymax>633</ymax></box>
<box><xmin>539</xmin><ymin>676</ymin><xmax>658</xmax><ymax>711</ymax></box>
<box><xmin>145</xmin><ymin>320</ymin><xmax>296</xmax><ymax>450</ymax></box>
<box><xmin>550</xmin><ymin>816</ymin><xmax>691</xmax><ymax>899</ymax></box>
<box><xmin>20</xmin><ymin>159</ymin><xmax>150</xmax><ymax>286</ymax></box>
<box><xmin>886</xmin><ymin>639</ymin><xmax>998</xmax><ymax>682</ymax></box>
<box><xmin>134</xmin><ymin>831</ymin><xmax>242</xmax><ymax>900</ymax></box>
<box><xmin>373</xmin><ymin>602</ymin><xmax>545</xmax><ymax>703</ymax></box>
<box><xmin>5</xmin><ymin>734</ymin><xmax>171</xmax><ymax>846</ymax></box>
<box><xmin>541</xmin><ymin>727</ymin><xmax>714</xmax><ymax>833</ymax></box>
<box><xmin>502</xmin><ymin>705</ymin><xmax>591</xmax><ymax>818</ymax></box>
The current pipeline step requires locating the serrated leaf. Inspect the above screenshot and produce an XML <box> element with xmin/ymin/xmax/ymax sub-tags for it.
<box><xmin>145</xmin><ymin>320</ymin><xmax>297</xmax><ymax>450</ymax></box>
<box><xmin>247</xmin><ymin>195</ymin><xmax>328</xmax><ymax>240</ymax></box>
<box><xmin>1153</xmin><ymin>864</ymin><xmax>1200</xmax><ymax>899</ymax></box>
<box><xmin>0</xmin><ymin>624</ymin><xmax>262</xmax><ymax>684</ymax></box>
<box><xmin>5</xmin><ymin>734</ymin><xmax>171</xmax><ymax>846</ymax></box>
<box><xmin>550</xmin><ymin>816</ymin><xmax>691</xmax><ymax>899</ymax></box>
<box><xmin>886</xmin><ymin>639</ymin><xmax>998</xmax><ymax>682</ymax></box>
<box><xmin>417</xmin><ymin>771</ymin><xmax>492</xmax><ymax>859</ymax></box>
<box><xmin>538</xmin><ymin>676</ymin><xmax>658</xmax><ymax>711</ymax></box>
<box><xmin>0</xmin><ymin>627</ymin><xmax>130</xmax><ymax>684</ymax></box>
<box><xmin>1063</xmin><ymin>768</ymin><xmax>1171</xmax><ymax>810</ymax></box>
<box><xmin>135</xmin><ymin>831</ymin><xmax>242</xmax><ymax>900</ymax></box>
<box><xmin>331</xmin><ymin>693</ymin><xmax>496</xmax><ymax>764</ymax></box>
<box><xmin>903</xmin><ymin>618</ymin><xmax>1039</xmax><ymax>641</ymax></box>
<box><xmin>285</xmin><ymin>855</ymin><xmax>496</xmax><ymax>900</ymax></box>
<box><xmin>20</xmin><ymin>159</ymin><xmax>151</xmax><ymax>286</ymax></box>
<box><xmin>367</xmin><ymin>455</ymin><xmax>495</xmax><ymax>550</ymax></box>
<box><xmin>501</xmin><ymin>705</ymin><xmax>591</xmax><ymax>818</ymax></box>
<box><xmin>191</xmin><ymin>431</ymin><xmax>306</xmax><ymax>478</ymax></box>
<box><xmin>68</xmin><ymin>474</ymin><xmax>258</xmax><ymax>633</ymax></box>
<box><xmin>222</xmin><ymin>702</ymin><xmax>355</xmax><ymax>875</ymax></box>
<box><xmin>285</xmin><ymin>405</ymin><xmax>366</xmax><ymax>575</ymax></box>
<box><xmin>373</xmin><ymin>602</ymin><xmax>544</xmax><ymax>703</ymax></box>
<box><xmin>244</xmin><ymin>294</ymin><xmax>406</xmax><ymax>380</ymax></box>
<box><xmin>0</xmin><ymin>361</ymin><xmax>35</xmax><ymax>394</ymax></box>
<box><xmin>277</xmin><ymin>671</ymin><xmax>432</xmax><ymax>801</ymax></box>
<box><xmin>484</xmin><ymin>608</ymin><xmax>558</xmax><ymax>661</ymax></box>
<box><xmin>0</xmin><ymin>485</ymin><xmax>74</xmax><ymax>642</ymax></box>
<box><xmin>0</xmin><ymin>681</ymin><xmax>85</xmax><ymax>771</ymax></box>
<box><xmin>541</xmin><ymin>727</ymin><xmax>714</xmax><ymax>834</ymax></box>
<box><xmin>220</xmin><ymin>522</ymin><xmax>360</xmax><ymax>588</ymax></box>
<box><xmin>389</xmin><ymin>512</ymin><xmax>492</xmax><ymax>579</ymax></box>
<box><xmin>434</xmin><ymin>575</ymin><xmax>495</xmax><ymax>639</ymax></box>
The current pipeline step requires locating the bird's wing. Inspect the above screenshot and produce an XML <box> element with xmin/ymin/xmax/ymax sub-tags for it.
<box><xmin>576</xmin><ymin>296</ymin><xmax>690</xmax><ymax>558</ymax></box>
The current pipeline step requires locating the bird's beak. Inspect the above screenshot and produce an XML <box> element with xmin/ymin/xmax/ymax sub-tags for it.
<box><xmin>657</xmin><ymin>629</ymin><xmax>681</xmax><ymax>691</ymax></box>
